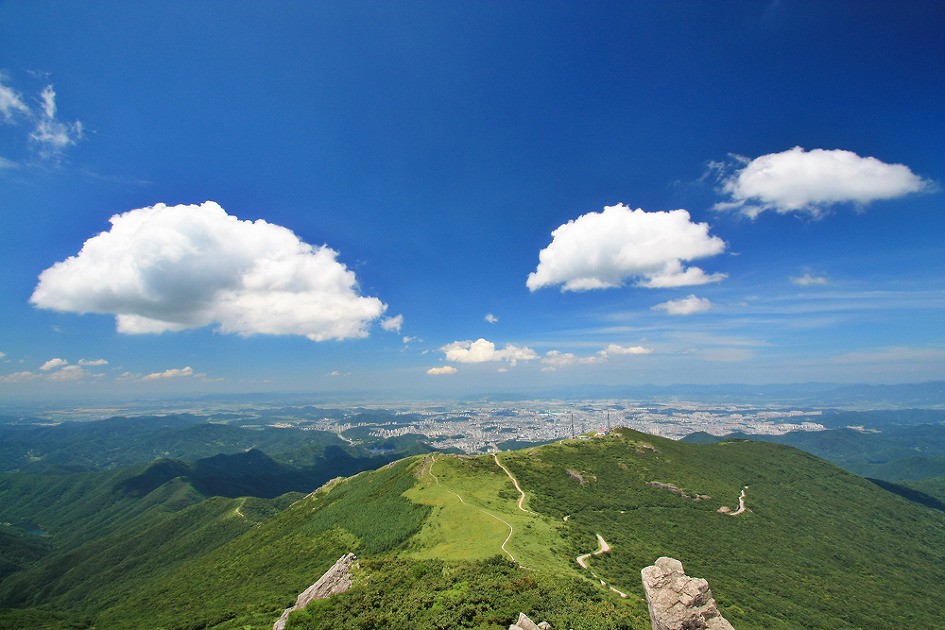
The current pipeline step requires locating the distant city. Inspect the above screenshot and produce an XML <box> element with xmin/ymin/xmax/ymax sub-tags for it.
<box><xmin>300</xmin><ymin>401</ymin><xmax>825</xmax><ymax>452</ymax></box>
<box><xmin>16</xmin><ymin>398</ymin><xmax>835</xmax><ymax>454</ymax></box>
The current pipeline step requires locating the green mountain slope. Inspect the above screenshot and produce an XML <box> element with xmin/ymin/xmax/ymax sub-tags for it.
<box><xmin>901</xmin><ymin>474</ymin><xmax>945</xmax><ymax>503</ymax></box>
<box><xmin>3</xmin><ymin>429</ymin><xmax>945</xmax><ymax>629</ymax></box>
<box><xmin>0</xmin><ymin>415</ymin><xmax>394</xmax><ymax>474</ymax></box>
<box><xmin>684</xmin><ymin>422</ymin><xmax>945</xmax><ymax>481</ymax></box>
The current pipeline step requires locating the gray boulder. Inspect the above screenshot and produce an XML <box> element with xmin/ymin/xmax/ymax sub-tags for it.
<box><xmin>641</xmin><ymin>557</ymin><xmax>734</xmax><ymax>630</ymax></box>
<box><xmin>274</xmin><ymin>553</ymin><xmax>357</xmax><ymax>630</ymax></box>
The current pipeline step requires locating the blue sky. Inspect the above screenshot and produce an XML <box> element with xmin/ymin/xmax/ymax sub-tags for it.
<box><xmin>1</xmin><ymin>1</ymin><xmax>943</xmax><ymax>399</ymax></box>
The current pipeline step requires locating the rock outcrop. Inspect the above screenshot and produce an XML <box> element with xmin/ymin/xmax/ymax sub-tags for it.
<box><xmin>273</xmin><ymin>553</ymin><xmax>357</xmax><ymax>630</ymax></box>
<box><xmin>509</xmin><ymin>612</ymin><xmax>552</xmax><ymax>630</ymax></box>
<box><xmin>641</xmin><ymin>557</ymin><xmax>734</xmax><ymax>630</ymax></box>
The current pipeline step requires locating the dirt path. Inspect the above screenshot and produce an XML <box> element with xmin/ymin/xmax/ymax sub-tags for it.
<box><xmin>493</xmin><ymin>453</ymin><xmax>537</xmax><ymax>515</ymax></box>
<box><xmin>427</xmin><ymin>454</ymin><xmax>518</xmax><ymax>564</ymax></box>
<box><xmin>730</xmin><ymin>486</ymin><xmax>749</xmax><ymax>516</ymax></box>
<box><xmin>233</xmin><ymin>498</ymin><xmax>246</xmax><ymax>518</ymax></box>
<box><xmin>575</xmin><ymin>533</ymin><xmax>627</xmax><ymax>598</ymax></box>
<box><xmin>576</xmin><ymin>533</ymin><xmax>611</xmax><ymax>569</ymax></box>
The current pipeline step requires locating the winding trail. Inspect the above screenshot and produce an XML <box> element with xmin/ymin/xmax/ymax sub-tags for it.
<box><xmin>427</xmin><ymin>454</ymin><xmax>518</xmax><ymax>564</ymax></box>
<box><xmin>730</xmin><ymin>486</ymin><xmax>749</xmax><ymax>516</ymax></box>
<box><xmin>575</xmin><ymin>533</ymin><xmax>611</xmax><ymax>569</ymax></box>
<box><xmin>493</xmin><ymin>453</ymin><xmax>537</xmax><ymax>515</ymax></box>
<box><xmin>575</xmin><ymin>533</ymin><xmax>627</xmax><ymax>598</ymax></box>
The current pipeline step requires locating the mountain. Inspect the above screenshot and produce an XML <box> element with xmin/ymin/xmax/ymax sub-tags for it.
<box><xmin>0</xmin><ymin>414</ymin><xmax>367</xmax><ymax>474</ymax></box>
<box><xmin>2</xmin><ymin>428</ymin><xmax>944</xmax><ymax>629</ymax></box>
<box><xmin>683</xmin><ymin>421</ymin><xmax>945</xmax><ymax>481</ymax></box>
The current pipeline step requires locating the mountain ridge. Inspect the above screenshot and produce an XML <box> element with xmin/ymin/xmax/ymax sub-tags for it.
<box><xmin>2</xmin><ymin>428</ymin><xmax>944</xmax><ymax>628</ymax></box>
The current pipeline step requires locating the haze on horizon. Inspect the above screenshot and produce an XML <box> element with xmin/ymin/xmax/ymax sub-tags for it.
<box><xmin>1</xmin><ymin>2</ymin><xmax>943</xmax><ymax>399</ymax></box>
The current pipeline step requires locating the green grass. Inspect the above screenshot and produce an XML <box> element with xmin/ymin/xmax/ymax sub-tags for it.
<box><xmin>901</xmin><ymin>474</ymin><xmax>945</xmax><ymax>503</ymax></box>
<box><xmin>402</xmin><ymin>454</ymin><xmax>566</xmax><ymax>574</ymax></box>
<box><xmin>4</xmin><ymin>428</ymin><xmax>945</xmax><ymax>629</ymax></box>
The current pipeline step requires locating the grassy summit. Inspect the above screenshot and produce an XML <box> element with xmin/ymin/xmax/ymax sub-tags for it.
<box><xmin>2</xmin><ymin>428</ymin><xmax>944</xmax><ymax>629</ymax></box>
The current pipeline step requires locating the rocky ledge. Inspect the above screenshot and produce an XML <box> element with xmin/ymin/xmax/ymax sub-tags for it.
<box><xmin>509</xmin><ymin>612</ymin><xmax>552</xmax><ymax>630</ymax></box>
<box><xmin>273</xmin><ymin>553</ymin><xmax>357</xmax><ymax>630</ymax></box>
<box><xmin>641</xmin><ymin>557</ymin><xmax>734</xmax><ymax>630</ymax></box>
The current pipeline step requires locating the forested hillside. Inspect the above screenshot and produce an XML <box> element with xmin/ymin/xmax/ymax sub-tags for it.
<box><xmin>3</xmin><ymin>428</ymin><xmax>944</xmax><ymax>629</ymax></box>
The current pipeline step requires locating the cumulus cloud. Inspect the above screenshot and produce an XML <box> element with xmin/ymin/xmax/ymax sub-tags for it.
<box><xmin>31</xmin><ymin>202</ymin><xmax>387</xmax><ymax>341</ymax></box>
<box><xmin>527</xmin><ymin>204</ymin><xmax>726</xmax><ymax>292</ymax></box>
<box><xmin>540</xmin><ymin>350</ymin><xmax>601</xmax><ymax>371</ymax></box>
<box><xmin>142</xmin><ymin>366</ymin><xmax>194</xmax><ymax>381</ymax></box>
<box><xmin>485</xmin><ymin>313</ymin><xmax>499</xmax><ymax>324</ymax></box>
<box><xmin>441</xmin><ymin>338</ymin><xmax>538</xmax><ymax>365</ymax></box>
<box><xmin>540</xmin><ymin>344</ymin><xmax>653</xmax><ymax>371</ymax></box>
<box><xmin>652</xmin><ymin>295</ymin><xmax>713</xmax><ymax>316</ymax></box>
<box><xmin>426</xmin><ymin>365</ymin><xmax>458</xmax><ymax>375</ymax></box>
<box><xmin>78</xmin><ymin>358</ymin><xmax>109</xmax><ymax>366</ymax></box>
<box><xmin>599</xmin><ymin>344</ymin><xmax>653</xmax><ymax>356</ymax></box>
<box><xmin>39</xmin><ymin>357</ymin><xmax>68</xmax><ymax>371</ymax></box>
<box><xmin>714</xmin><ymin>147</ymin><xmax>932</xmax><ymax>218</ymax></box>
<box><xmin>47</xmin><ymin>365</ymin><xmax>89</xmax><ymax>382</ymax></box>
<box><xmin>328</xmin><ymin>370</ymin><xmax>350</xmax><ymax>377</ymax></box>
<box><xmin>381</xmin><ymin>314</ymin><xmax>403</xmax><ymax>332</ymax></box>
<box><xmin>0</xmin><ymin>371</ymin><xmax>39</xmax><ymax>383</ymax></box>
<box><xmin>790</xmin><ymin>273</ymin><xmax>828</xmax><ymax>286</ymax></box>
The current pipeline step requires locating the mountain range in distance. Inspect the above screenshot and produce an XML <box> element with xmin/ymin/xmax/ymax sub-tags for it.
<box><xmin>1</xmin><ymin>404</ymin><xmax>944</xmax><ymax>629</ymax></box>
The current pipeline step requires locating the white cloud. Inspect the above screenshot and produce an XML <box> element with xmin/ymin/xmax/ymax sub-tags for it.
<box><xmin>39</xmin><ymin>357</ymin><xmax>68</xmax><ymax>371</ymax></box>
<box><xmin>78</xmin><ymin>358</ymin><xmax>109</xmax><ymax>366</ymax></box>
<box><xmin>0</xmin><ymin>76</ymin><xmax>82</xmax><ymax>161</ymax></box>
<box><xmin>541</xmin><ymin>350</ymin><xmax>601</xmax><ymax>371</ymax></box>
<box><xmin>142</xmin><ymin>366</ymin><xmax>194</xmax><ymax>381</ymax></box>
<box><xmin>0</xmin><ymin>78</ymin><xmax>29</xmax><ymax>122</ymax></box>
<box><xmin>527</xmin><ymin>204</ymin><xmax>726</xmax><ymax>292</ymax></box>
<box><xmin>485</xmin><ymin>313</ymin><xmax>499</xmax><ymax>324</ymax></box>
<box><xmin>599</xmin><ymin>344</ymin><xmax>653</xmax><ymax>356</ymax></box>
<box><xmin>381</xmin><ymin>314</ymin><xmax>403</xmax><ymax>332</ymax></box>
<box><xmin>540</xmin><ymin>343</ymin><xmax>653</xmax><ymax>371</ymax></box>
<box><xmin>328</xmin><ymin>370</ymin><xmax>350</xmax><ymax>377</ymax></box>
<box><xmin>441</xmin><ymin>338</ymin><xmax>538</xmax><ymax>365</ymax></box>
<box><xmin>30</xmin><ymin>85</ymin><xmax>83</xmax><ymax>157</ymax></box>
<box><xmin>0</xmin><ymin>371</ymin><xmax>39</xmax><ymax>383</ymax></box>
<box><xmin>426</xmin><ymin>365</ymin><xmax>458</xmax><ymax>375</ymax></box>
<box><xmin>715</xmin><ymin>147</ymin><xmax>932</xmax><ymax>218</ymax></box>
<box><xmin>653</xmin><ymin>295</ymin><xmax>713</xmax><ymax>316</ymax></box>
<box><xmin>46</xmin><ymin>365</ymin><xmax>89</xmax><ymax>382</ymax></box>
<box><xmin>0</xmin><ymin>351</ymin><xmax>5</xmax><ymax>359</ymax></box>
<box><xmin>31</xmin><ymin>202</ymin><xmax>387</xmax><ymax>341</ymax></box>
<box><xmin>790</xmin><ymin>273</ymin><xmax>828</xmax><ymax>286</ymax></box>
<box><xmin>403</xmin><ymin>335</ymin><xmax>417</xmax><ymax>345</ymax></box>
